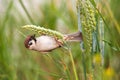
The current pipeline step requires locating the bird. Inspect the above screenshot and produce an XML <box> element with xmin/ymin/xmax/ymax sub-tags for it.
<box><xmin>24</xmin><ymin>31</ymin><xmax>82</xmax><ymax>53</ymax></box>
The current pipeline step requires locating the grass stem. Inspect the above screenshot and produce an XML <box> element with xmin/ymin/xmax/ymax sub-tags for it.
<box><xmin>77</xmin><ymin>0</ymin><xmax>87</xmax><ymax>79</ymax></box>
<box><xmin>68</xmin><ymin>49</ymin><xmax>78</xmax><ymax>80</ymax></box>
<box><xmin>19</xmin><ymin>0</ymin><xmax>35</xmax><ymax>24</ymax></box>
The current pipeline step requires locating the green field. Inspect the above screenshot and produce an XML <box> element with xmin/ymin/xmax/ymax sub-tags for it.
<box><xmin>0</xmin><ymin>0</ymin><xmax>120</xmax><ymax>80</ymax></box>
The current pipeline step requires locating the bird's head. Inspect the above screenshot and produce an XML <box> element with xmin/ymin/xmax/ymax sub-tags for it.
<box><xmin>24</xmin><ymin>34</ymin><xmax>37</xmax><ymax>49</ymax></box>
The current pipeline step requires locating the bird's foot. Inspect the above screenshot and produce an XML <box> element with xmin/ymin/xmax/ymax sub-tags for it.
<box><xmin>55</xmin><ymin>38</ymin><xmax>63</xmax><ymax>47</ymax></box>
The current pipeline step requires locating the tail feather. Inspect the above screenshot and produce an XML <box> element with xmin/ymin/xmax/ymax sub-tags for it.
<box><xmin>64</xmin><ymin>31</ymin><xmax>82</xmax><ymax>42</ymax></box>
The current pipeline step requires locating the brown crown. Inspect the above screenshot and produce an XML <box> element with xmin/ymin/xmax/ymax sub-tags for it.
<box><xmin>24</xmin><ymin>35</ymin><xmax>32</xmax><ymax>48</ymax></box>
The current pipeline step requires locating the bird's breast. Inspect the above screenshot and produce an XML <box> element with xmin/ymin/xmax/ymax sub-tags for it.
<box><xmin>35</xmin><ymin>36</ymin><xmax>59</xmax><ymax>51</ymax></box>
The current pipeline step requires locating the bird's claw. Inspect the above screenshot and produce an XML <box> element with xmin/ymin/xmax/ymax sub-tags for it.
<box><xmin>54</xmin><ymin>37</ymin><xmax>63</xmax><ymax>47</ymax></box>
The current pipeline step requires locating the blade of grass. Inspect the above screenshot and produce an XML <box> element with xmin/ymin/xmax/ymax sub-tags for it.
<box><xmin>65</xmin><ymin>67</ymin><xmax>71</xmax><ymax>80</ymax></box>
<box><xmin>104</xmin><ymin>1</ymin><xmax>120</xmax><ymax>34</ymax></box>
<box><xmin>37</xmin><ymin>69</ymin><xmax>66</xmax><ymax>78</ymax></box>
<box><xmin>45</xmin><ymin>54</ymin><xmax>63</xmax><ymax>73</ymax></box>
<box><xmin>68</xmin><ymin>49</ymin><xmax>78</xmax><ymax>80</ymax></box>
<box><xmin>81</xmin><ymin>50</ymin><xmax>87</xmax><ymax>80</ymax></box>
<box><xmin>63</xmin><ymin>41</ymin><xmax>78</xmax><ymax>80</ymax></box>
<box><xmin>103</xmin><ymin>40</ymin><xmax>120</xmax><ymax>51</ymax></box>
<box><xmin>1</xmin><ymin>0</ymin><xmax>13</xmax><ymax>31</ymax></box>
<box><xmin>77</xmin><ymin>0</ymin><xmax>87</xmax><ymax>80</ymax></box>
<box><xmin>0</xmin><ymin>1</ymin><xmax>15</xmax><ymax>80</ymax></box>
<box><xmin>19</xmin><ymin>0</ymin><xmax>35</xmax><ymax>24</ymax></box>
<box><xmin>45</xmin><ymin>52</ymin><xmax>71</xmax><ymax>79</ymax></box>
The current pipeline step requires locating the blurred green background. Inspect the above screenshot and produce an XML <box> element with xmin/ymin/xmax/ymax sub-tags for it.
<box><xmin>0</xmin><ymin>0</ymin><xmax>120</xmax><ymax>80</ymax></box>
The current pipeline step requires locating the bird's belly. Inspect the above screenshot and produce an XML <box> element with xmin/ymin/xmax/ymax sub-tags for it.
<box><xmin>36</xmin><ymin>36</ymin><xmax>59</xmax><ymax>51</ymax></box>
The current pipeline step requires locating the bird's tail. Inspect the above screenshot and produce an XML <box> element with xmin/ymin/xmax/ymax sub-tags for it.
<box><xmin>64</xmin><ymin>31</ymin><xmax>82</xmax><ymax>42</ymax></box>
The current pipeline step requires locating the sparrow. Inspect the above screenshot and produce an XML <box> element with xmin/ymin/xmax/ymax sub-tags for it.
<box><xmin>24</xmin><ymin>31</ymin><xmax>82</xmax><ymax>53</ymax></box>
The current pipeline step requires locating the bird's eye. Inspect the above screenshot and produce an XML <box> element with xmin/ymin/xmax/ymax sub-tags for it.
<box><xmin>28</xmin><ymin>41</ymin><xmax>32</xmax><ymax>46</ymax></box>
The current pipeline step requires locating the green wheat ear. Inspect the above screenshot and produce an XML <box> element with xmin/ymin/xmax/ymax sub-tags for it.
<box><xmin>77</xmin><ymin>0</ymin><xmax>96</xmax><ymax>54</ymax></box>
<box><xmin>22</xmin><ymin>25</ymin><xmax>64</xmax><ymax>39</ymax></box>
